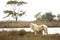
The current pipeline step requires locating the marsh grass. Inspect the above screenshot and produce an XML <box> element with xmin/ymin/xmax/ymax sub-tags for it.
<box><xmin>0</xmin><ymin>30</ymin><xmax>60</xmax><ymax>40</ymax></box>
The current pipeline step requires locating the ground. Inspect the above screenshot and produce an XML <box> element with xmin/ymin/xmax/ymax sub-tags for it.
<box><xmin>0</xmin><ymin>30</ymin><xmax>60</xmax><ymax>40</ymax></box>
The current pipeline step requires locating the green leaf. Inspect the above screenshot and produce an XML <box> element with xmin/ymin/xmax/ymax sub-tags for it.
<box><xmin>7</xmin><ymin>1</ymin><xmax>18</xmax><ymax>4</ymax></box>
<box><xmin>19</xmin><ymin>11</ymin><xmax>26</xmax><ymax>16</ymax></box>
<box><xmin>17</xmin><ymin>1</ymin><xmax>27</xmax><ymax>6</ymax></box>
<box><xmin>4</xmin><ymin>10</ymin><xmax>13</xmax><ymax>14</ymax></box>
<box><xmin>3</xmin><ymin>14</ymin><xmax>10</xmax><ymax>18</ymax></box>
<box><xmin>35</xmin><ymin>12</ymin><xmax>41</xmax><ymax>17</ymax></box>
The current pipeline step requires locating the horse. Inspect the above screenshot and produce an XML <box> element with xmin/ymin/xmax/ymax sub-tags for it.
<box><xmin>30</xmin><ymin>23</ymin><xmax>48</xmax><ymax>35</ymax></box>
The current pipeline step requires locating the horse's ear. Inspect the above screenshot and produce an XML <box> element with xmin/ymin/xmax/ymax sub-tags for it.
<box><xmin>31</xmin><ymin>23</ymin><xmax>33</xmax><ymax>24</ymax></box>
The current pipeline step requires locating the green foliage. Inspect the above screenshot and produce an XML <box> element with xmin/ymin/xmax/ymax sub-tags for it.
<box><xmin>7</xmin><ymin>1</ymin><xmax>27</xmax><ymax>6</ymax></box>
<box><xmin>41</xmin><ymin>12</ymin><xmax>56</xmax><ymax>21</ymax></box>
<box><xmin>4</xmin><ymin>10</ymin><xmax>26</xmax><ymax>18</ymax></box>
<box><xmin>35</xmin><ymin>12</ymin><xmax>56</xmax><ymax>21</ymax></box>
<box><xmin>4</xmin><ymin>0</ymin><xmax>27</xmax><ymax>21</ymax></box>
<box><xmin>57</xmin><ymin>14</ymin><xmax>60</xmax><ymax>21</ymax></box>
<box><xmin>19</xmin><ymin>10</ymin><xmax>26</xmax><ymax>16</ymax></box>
<box><xmin>34</xmin><ymin>12</ymin><xmax>42</xmax><ymax>20</ymax></box>
<box><xmin>4</xmin><ymin>10</ymin><xmax>13</xmax><ymax>14</ymax></box>
<box><xmin>4</xmin><ymin>10</ymin><xmax>13</xmax><ymax>18</ymax></box>
<box><xmin>17</xmin><ymin>1</ymin><xmax>27</xmax><ymax>6</ymax></box>
<box><xmin>7</xmin><ymin>1</ymin><xmax>18</xmax><ymax>4</ymax></box>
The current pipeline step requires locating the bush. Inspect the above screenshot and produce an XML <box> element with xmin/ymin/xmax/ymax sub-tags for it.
<box><xmin>18</xmin><ymin>29</ymin><xmax>27</xmax><ymax>36</ymax></box>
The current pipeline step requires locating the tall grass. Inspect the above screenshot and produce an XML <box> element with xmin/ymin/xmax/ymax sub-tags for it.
<box><xmin>0</xmin><ymin>30</ymin><xmax>60</xmax><ymax>40</ymax></box>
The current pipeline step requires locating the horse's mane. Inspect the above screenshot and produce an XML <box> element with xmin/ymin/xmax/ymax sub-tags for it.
<box><xmin>30</xmin><ymin>23</ymin><xmax>38</xmax><ymax>27</ymax></box>
<box><xmin>31</xmin><ymin>23</ymin><xmax>37</xmax><ymax>25</ymax></box>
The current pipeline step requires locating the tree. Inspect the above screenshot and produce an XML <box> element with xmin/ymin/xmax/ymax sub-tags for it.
<box><xmin>34</xmin><ymin>12</ymin><xmax>42</xmax><ymax>20</ymax></box>
<box><xmin>57</xmin><ymin>14</ymin><xmax>60</xmax><ymax>21</ymax></box>
<box><xmin>4</xmin><ymin>0</ymin><xmax>27</xmax><ymax>22</ymax></box>
<box><xmin>41</xmin><ymin>12</ymin><xmax>56</xmax><ymax>21</ymax></box>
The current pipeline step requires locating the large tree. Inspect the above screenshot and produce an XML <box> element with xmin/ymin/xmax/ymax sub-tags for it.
<box><xmin>4</xmin><ymin>0</ymin><xmax>27</xmax><ymax>22</ymax></box>
<box><xmin>41</xmin><ymin>12</ymin><xmax>56</xmax><ymax>21</ymax></box>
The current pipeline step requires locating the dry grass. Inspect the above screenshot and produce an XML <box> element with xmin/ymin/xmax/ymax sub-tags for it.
<box><xmin>0</xmin><ymin>21</ymin><xmax>60</xmax><ymax>28</ymax></box>
<box><xmin>0</xmin><ymin>30</ymin><xmax>60</xmax><ymax>40</ymax></box>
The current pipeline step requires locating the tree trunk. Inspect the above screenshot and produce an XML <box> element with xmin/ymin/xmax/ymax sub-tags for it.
<box><xmin>16</xmin><ymin>16</ymin><xmax>18</xmax><ymax>22</ymax></box>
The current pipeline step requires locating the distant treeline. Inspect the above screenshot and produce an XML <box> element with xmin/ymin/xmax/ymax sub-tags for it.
<box><xmin>35</xmin><ymin>12</ymin><xmax>60</xmax><ymax>21</ymax></box>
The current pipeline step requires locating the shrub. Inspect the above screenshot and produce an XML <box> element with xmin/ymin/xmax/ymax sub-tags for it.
<box><xmin>18</xmin><ymin>29</ymin><xmax>27</xmax><ymax>36</ymax></box>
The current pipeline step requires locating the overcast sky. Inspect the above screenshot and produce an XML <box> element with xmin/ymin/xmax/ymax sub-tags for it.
<box><xmin>0</xmin><ymin>0</ymin><xmax>60</xmax><ymax>21</ymax></box>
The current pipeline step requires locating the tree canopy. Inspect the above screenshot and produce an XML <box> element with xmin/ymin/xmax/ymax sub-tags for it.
<box><xmin>35</xmin><ymin>12</ymin><xmax>56</xmax><ymax>21</ymax></box>
<box><xmin>4</xmin><ymin>0</ymin><xmax>27</xmax><ymax>21</ymax></box>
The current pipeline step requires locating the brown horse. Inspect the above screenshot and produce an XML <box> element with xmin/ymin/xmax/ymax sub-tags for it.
<box><xmin>30</xmin><ymin>23</ymin><xmax>48</xmax><ymax>35</ymax></box>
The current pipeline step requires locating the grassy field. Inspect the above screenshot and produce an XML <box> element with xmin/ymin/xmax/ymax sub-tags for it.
<box><xmin>0</xmin><ymin>21</ymin><xmax>60</xmax><ymax>28</ymax></box>
<box><xmin>0</xmin><ymin>30</ymin><xmax>60</xmax><ymax>40</ymax></box>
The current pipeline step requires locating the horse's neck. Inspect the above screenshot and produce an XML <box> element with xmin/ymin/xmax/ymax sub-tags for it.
<box><xmin>33</xmin><ymin>23</ymin><xmax>39</xmax><ymax>26</ymax></box>
<box><xmin>32</xmin><ymin>24</ymin><xmax>38</xmax><ymax>30</ymax></box>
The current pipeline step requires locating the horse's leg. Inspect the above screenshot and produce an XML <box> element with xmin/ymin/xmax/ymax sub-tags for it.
<box><xmin>46</xmin><ymin>28</ymin><xmax>48</xmax><ymax>35</ymax></box>
<box><xmin>35</xmin><ymin>31</ymin><xmax>37</xmax><ymax>35</ymax></box>
<box><xmin>44</xmin><ymin>30</ymin><xmax>46</xmax><ymax>35</ymax></box>
<box><xmin>44</xmin><ymin>28</ymin><xmax>48</xmax><ymax>35</ymax></box>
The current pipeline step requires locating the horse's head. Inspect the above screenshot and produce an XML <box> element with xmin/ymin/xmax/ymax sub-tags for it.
<box><xmin>30</xmin><ymin>23</ymin><xmax>34</xmax><ymax>29</ymax></box>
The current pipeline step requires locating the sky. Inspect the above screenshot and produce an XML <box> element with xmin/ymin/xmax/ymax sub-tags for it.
<box><xmin>0</xmin><ymin>0</ymin><xmax>60</xmax><ymax>21</ymax></box>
